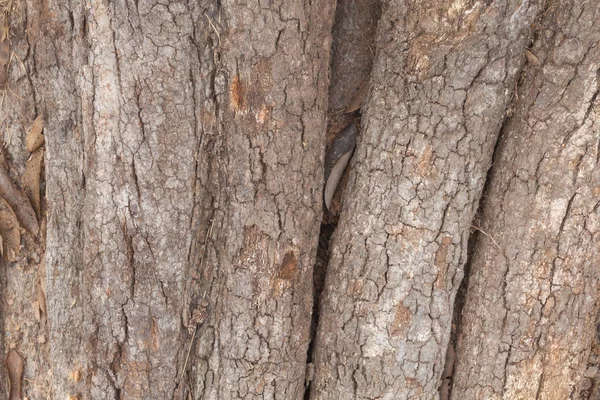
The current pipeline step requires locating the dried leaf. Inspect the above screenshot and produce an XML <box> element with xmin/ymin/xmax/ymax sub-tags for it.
<box><xmin>21</xmin><ymin>148</ymin><xmax>43</xmax><ymax>219</ymax></box>
<box><xmin>37</xmin><ymin>259</ymin><xmax>47</xmax><ymax>324</ymax></box>
<box><xmin>323</xmin><ymin>124</ymin><xmax>358</xmax><ymax>210</ymax></box>
<box><xmin>0</xmin><ymin>39</ymin><xmax>8</xmax><ymax>89</ymax></box>
<box><xmin>0</xmin><ymin>160</ymin><xmax>39</xmax><ymax>235</ymax></box>
<box><xmin>26</xmin><ymin>116</ymin><xmax>45</xmax><ymax>152</ymax></box>
<box><xmin>324</xmin><ymin>150</ymin><xmax>353</xmax><ymax>210</ymax></box>
<box><xmin>344</xmin><ymin>79</ymin><xmax>370</xmax><ymax>114</ymax></box>
<box><xmin>6</xmin><ymin>350</ymin><xmax>23</xmax><ymax>400</ymax></box>
<box><xmin>524</xmin><ymin>49</ymin><xmax>540</xmax><ymax>67</ymax></box>
<box><xmin>0</xmin><ymin>196</ymin><xmax>20</xmax><ymax>262</ymax></box>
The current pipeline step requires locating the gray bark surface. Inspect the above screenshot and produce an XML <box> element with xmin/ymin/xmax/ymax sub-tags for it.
<box><xmin>187</xmin><ymin>1</ymin><xmax>335</xmax><ymax>399</ymax></box>
<box><xmin>310</xmin><ymin>1</ymin><xmax>539</xmax><ymax>399</ymax></box>
<box><xmin>18</xmin><ymin>0</ymin><xmax>333</xmax><ymax>399</ymax></box>
<box><xmin>3</xmin><ymin>0</ymin><xmax>600</xmax><ymax>399</ymax></box>
<box><xmin>452</xmin><ymin>1</ymin><xmax>600</xmax><ymax>399</ymax></box>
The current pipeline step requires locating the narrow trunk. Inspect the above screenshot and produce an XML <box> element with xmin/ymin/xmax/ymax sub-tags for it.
<box><xmin>452</xmin><ymin>1</ymin><xmax>600</xmax><ymax>398</ymax></box>
<box><xmin>311</xmin><ymin>1</ymin><xmax>539</xmax><ymax>398</ymax></box>
<box><xmin>187</xmin><ymin>1</ymin><xmax>335</xmax><ymax>399</ymax></box>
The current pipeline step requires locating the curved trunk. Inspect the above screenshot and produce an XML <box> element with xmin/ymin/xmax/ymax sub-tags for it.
<box><xmin>452</xmin><ymin>1</ymin><xmax>600</xmax><ymax>398</ymax></box>
<box><xmin>310</xmin><ymin>1</ymin><xmax>539</xmax><ymax>398</ymax></box>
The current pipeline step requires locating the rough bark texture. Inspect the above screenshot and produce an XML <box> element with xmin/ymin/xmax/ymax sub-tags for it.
<box><xmin>311</xmin><ymin>1</ymin><xmax>539</xmax><ymax>399</ymax></box>
<box><xmin>5</xmin><ymin>0</ymin><xmax>600</xmax><ymax>399</ymax></box>
<box><xmin>0</xmin><ymin>1</ymin><xmax>53</xmax><ymax>398</ymax></box>
<box><xmin>452</xmin><ymin>1</ymin><xmax>600</xmax><ymax>399</ymax></box>
<box><xmin>16</xmin><ymin>0</ymin><xmax>334</xmax><ymax>399</ymax></box>
<box><xmin>187</xmin><ymin>1</ymin><xmax>335</xmax><ymax>399</ymax></box>
<box><xmin>37</xmin><ymin>1</ymin><xmax>207</xmax><ymax>398</ymax></box>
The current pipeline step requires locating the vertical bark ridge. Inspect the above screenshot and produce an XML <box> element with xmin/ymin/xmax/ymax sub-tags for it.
<box><xmin>442</xmin><ymin>41</ymin><xmax>535</xmax><ymax>398</ymax></box>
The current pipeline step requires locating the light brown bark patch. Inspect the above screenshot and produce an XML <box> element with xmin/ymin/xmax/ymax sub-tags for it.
<box><xmin>407</xmin><ymin>35</ymin><xmax>436</xmax><ymax>80</ymax></box>
<box><xmin>240</xmin><ymin>225</ymin><xmax>269</xmax><ymax>264</ymax></box>
<box><xmin>416</xmin><ymin>145</ymin><xmax>437</xmax><ymax>178</ymax></box>
<box><xmin>389</xmin><ymin>303</ymin><xmax>412</xmax><ymax>337</ymax></box>
<box><xmin>434</xmin><ymin>236</ymin><xmax>452</xmax><ymax>289</ymax></box>
<box><xmin>229</xmin><ymin>74</ymin><xmax>247</xmax><ymax>113</ymax></box>
<box><xmin>278</xmin><ymin>250</ymin><xmax>298</xmax><ymax>281</ymax></box>
<box><xmin>68</xmin><ymin>368</ymin><xmax>83</xmax><ymax>383</ymax></box>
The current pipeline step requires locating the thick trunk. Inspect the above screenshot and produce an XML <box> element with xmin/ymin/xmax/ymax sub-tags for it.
<box><xmin>452</xmin><ymin>1</ymin><xmax>600</xmax><ymax>399</ymax></box>
<box><xmin>18</xmin><ymin>0</ymin><xmax>333</xmax><ymax>399</ymax></box>
<box><xmin>310</xmin><ymin>1</ymin><xmax>539</xmax><ymax>399</ymax></box>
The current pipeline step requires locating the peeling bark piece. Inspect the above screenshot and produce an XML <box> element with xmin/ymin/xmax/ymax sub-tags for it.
<box><xmin>0</xmin><ymin>196</ymin><xmax>20</xmax><ymax>262</ymax></box>
<box><xmin>6</xmin><ymin>350</ymin><xmax>23</xmax><ymax>400</ymax></box>
<box><xmin>311</xmin><ymin>1</ymin><xmax>540</xmax><ymax>399</ymax></box>
<box><xmin>0</xmin><ymin>162</ymin><xmax>38</xmax><ymax>235</ymax></box>
<box><xmin>26</xmin><ymin>116</ymin><xmax>45</xmax><ymax>153</ymax></box>
<box><xmin>21</xmin><ymin>148</ymin><xmax>43</xmax><ymax>219</ymax></box>
<box><xmin>452</xmin><ymin>2</ymin><xmax>600</xmax><ymax>399</ymax></box>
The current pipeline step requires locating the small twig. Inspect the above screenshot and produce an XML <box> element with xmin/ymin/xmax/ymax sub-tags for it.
<box><xmin>470</xmin><ymin>225</ymin><xmax>502</xmax><ymax>252</ymax></box>
<box><xmin>203</xmin><ymin>12</ymin><xmax>221</xmax><ymax>45</ymax></box>
<box><xmin>178</xmin><ymin>327</ymin><xmax>197</xmax><ymax>388</ymax></box>
<box><xmin>9</xmin><ymin>50</ymin><xmax>27</xmax><ymax>74</ymax></box>
<box><xmin>6</xmin><ymin>84</ymin><xmax>22</xmax><ymax>100</ymax></box>
<box><xmin>199</xmin><ymin>218</ymin><xmax>215</xmax><ymax>271</ymax></box>
<box><xmin>176</xmin><ymin>217</ymin><xmax>215</xmax><ymax>395</ymax></box>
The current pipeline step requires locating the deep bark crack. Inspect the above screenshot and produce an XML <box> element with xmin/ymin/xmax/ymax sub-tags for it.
<box><xmin>304</xmin><ymin>221</ymin><xmax>336</xmax><ymax>399</ymax></box>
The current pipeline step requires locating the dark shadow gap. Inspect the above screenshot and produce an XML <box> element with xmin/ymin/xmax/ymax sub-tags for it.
<box><xmin>303</xmin><ymin>0</ymin><xmax>382</xmax><ymax>398</ymax></box>
<box><xmin>303</xmin><ymin>221</ymin><xmax>336</xmax><ymax>399</ymax></box>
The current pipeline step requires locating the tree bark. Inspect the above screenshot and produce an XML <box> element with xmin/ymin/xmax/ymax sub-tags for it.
<box><xmin>187</xmin><ymin>1</ymin><xmax>335</xmax><ymax>399</ymax></box>
<box><xmin>3</xmin><ymin>0</ymin><xmax>600</xmax><ymax>399</ymax></box>
<box><xmin>452</xmin><ymin>1</ymin><xmax>600</xmax><ymax>399</ymax></box>
<box><xmin>310</xmin><ymin>1</ymin><xmax>539</xmax><ymax>399</ymax></box>
<box><xmin>18</xmin><ymin>0</ymin><xmax>333</xmax><ymax>399</ymax></box>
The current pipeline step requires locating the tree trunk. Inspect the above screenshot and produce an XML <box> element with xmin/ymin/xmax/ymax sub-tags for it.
<box><xmin>2</xmin><ymin>0</ymin><xmax>600</xmax><ymax>399</ymax></box>
<box><xmin>310</xmin><ymin>1</ymin><xmax>539</xmax><ymax>399</ymax></box>
<box><xmin>8</xmin><ymin>0</ymin><xmax>333</xmax><ymax>399</ymax></box>
<box><xmin>451</xmin><ymin>1</ymin><xmax>600</xmax><ymax>399</ymax></box>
